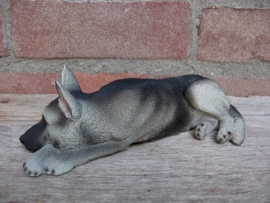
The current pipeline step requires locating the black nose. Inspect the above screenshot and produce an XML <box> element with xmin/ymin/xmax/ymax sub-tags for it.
<box><xmin>19</xmin><ymin>132</ymin><xmax>44</xmax><ymax>152</ymax></box>
<box><xmin>20</xmin><ymin>136</ymin><xmax>25</xmax><ymax>145</ymax></box>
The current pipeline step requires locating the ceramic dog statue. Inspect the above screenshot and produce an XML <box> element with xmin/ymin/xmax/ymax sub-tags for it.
<box><xmin>20</xmin><ymin>65</ymin><xmax>245</xmax><ymax>176</ymax></box>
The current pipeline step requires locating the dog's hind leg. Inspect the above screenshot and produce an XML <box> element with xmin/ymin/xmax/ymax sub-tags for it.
<box><xmin>185</xmin><ymin>78</ymin><xmax>245</xmax><ymax>145</ymax></box>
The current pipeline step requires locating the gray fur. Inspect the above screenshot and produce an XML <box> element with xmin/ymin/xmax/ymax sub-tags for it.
<box><xmin>20</xmin><ymin>65</ymin><xmax>245</xmax><ymax>176</ymax></box>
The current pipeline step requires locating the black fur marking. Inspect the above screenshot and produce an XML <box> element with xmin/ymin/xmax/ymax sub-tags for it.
<box><xmin>148</xmin><ymin>75</ymin><xmax>204</xmax><ymax>141</ymax></box>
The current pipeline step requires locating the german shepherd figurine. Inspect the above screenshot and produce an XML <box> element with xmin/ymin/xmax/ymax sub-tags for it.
<box><xmin>20</xmin><ymin>65</ymin><xmax>245</xmax><ymax>176</ymax></box>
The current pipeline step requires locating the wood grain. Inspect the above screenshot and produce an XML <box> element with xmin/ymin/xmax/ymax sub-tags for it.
<box><xmin>0</xmin><ymin>94</ymin><xmax>269</xmax><ymax>203</ymax></box>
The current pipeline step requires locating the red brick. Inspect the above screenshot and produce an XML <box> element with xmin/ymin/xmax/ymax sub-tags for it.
<box><xmin>0</xmin><ymin>72</ymin><xmax>59</xmax><ymax>94</ymax></box>
<box><xmin>0</xmin><ymin>72</ymin><xmax>149</xmax><ymax>94</ymax></box>
<box><xmin>0</xmin><ymin>72</ymin><xmax>269</xmax><ymax>96</ymax></box>
<box><xmin>198</xmin><ymin>8</ymin><xmax>270</xmax><ymax>62</ymax></box>
<box><xmin>0</xmin><ymin>6</ymin><xmax>8</xmax><ymax>57</ymax></box>
<box><xmin>216</xmin><ymin>78</ymin><xmax>270</xmax><ymax>97</ymax></box>
<box><xmin>11</xmin><ymin>1</ymin><xmax>191</xmax><ymax>59</ymax></box>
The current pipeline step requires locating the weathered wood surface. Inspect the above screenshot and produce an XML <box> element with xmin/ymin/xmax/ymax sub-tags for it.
<box><xmin>0</xmin><ymin>94</ymin><xmax>269</xmax><ymax>203</ymax></box>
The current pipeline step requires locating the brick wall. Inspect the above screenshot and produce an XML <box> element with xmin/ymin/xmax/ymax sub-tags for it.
<box><xmin>0</xmin><ymin>0</ymin><xmax>269</xmax><ymax>96</ymax></box>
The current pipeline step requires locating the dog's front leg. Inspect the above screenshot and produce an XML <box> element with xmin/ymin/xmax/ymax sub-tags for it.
<box><xmin>24</xmin><ymin>141</ymin><xmax>129</xmax><ymax>176</ymax></box>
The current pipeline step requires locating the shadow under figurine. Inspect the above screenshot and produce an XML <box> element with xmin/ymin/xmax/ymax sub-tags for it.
<box><xmin>20</xmin><ymin>65</ymin><xmax>245</xmax><ymax>177</ymax></box>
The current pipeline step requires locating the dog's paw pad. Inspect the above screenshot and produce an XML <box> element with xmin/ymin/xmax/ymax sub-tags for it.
<box><xmin>195</xmin><ymin>120</ymin><xmax>218</xmax><ymax>141</ymax></box>
<box><xmin>44</xmin><ymin>161</ymin><xmax>75</xmax><ymax>176</ymax></box>
<box><xmin>23</xmin><ymin>165</ymin><xmax>42</xmax><ymax>177</ymax></box>
<box><xmin>44</xmin><ymin>168</ymin><xmax>55</xmax><ymax>175</ymax></box>
<box><xmin>195</xmin><ymin>119</ymin><xmax>218</xmax><ymax>140</ymax></box>
<box><xmin>57</xmin><ymin>164</ymin><xmax>75</xmax><ymax>175</ymax></box>
<box><xmin>216</xmin><ymin>127</ymin><xmax>234</xmax><ymax>144</ymax></box>
<box><xmin>195</xmin><ymin>131</ymin><xmax>205</xmax><ymax>140</ymax></box>
<box><xmin>194</xmin><ymin>123</ymin><xmax>208</xmax><ymax>140</ymax></box>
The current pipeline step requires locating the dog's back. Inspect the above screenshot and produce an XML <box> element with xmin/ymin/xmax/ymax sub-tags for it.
<box><xmin>88</xmin><ymin>75</ymin><xmax>205</xmax><ymax>143</ymax></box>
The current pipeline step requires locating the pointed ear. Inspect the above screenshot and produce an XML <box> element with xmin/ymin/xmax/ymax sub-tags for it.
<box><xmin>55</xmin><ymin>81</ymin><xmax>81</xmax><ymax>120</ymax></box>
<box><xmin>61</xmin><ymin>65</ymin><xmax>82</xmax><ymax>93</ymax></box>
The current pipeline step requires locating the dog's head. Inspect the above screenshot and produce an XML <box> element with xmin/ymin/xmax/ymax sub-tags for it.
<box><xmin>20</xmin><ymin>65</ymin><xmax>84</xmax><ymax>152</ymax></box>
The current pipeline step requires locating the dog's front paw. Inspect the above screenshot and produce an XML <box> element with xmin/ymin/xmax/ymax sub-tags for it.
<box><xmin>23</xmin><ymin>144</ymin><xmax>76</xmax><ymax>176</ymax></box>
<box><xmin>23</xmin><ymin>155</ymin><xmax>45</xmax><ymax>177</ymax></box>
<box><xmin>43</xmin><ymin>149</ymin><xmax>76</xmax><ymax>175</ymax></box>
<box><xmin>24</xmin><ymin>155</ymin><xmax>75</xmax><ymax>176</ymax></box>
<box><xmin>44</xmin><ymin>161</ymin><xmax>75</xmax><ymax>176</ymax></box>
<box><xmin>23</xmin><ymin>144</ymin><xmax>60</xmax><ymax>177</ymax></box>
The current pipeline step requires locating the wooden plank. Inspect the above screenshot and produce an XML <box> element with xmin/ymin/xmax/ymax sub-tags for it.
<box><xmin>0</xmin><ymin>94</ymin><xmax>269</xmax><ymax>203</ymax></box>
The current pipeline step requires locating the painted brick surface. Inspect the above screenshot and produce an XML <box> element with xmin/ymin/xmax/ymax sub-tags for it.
<box><xmin>0</xmin><ymin>72</ymin><xmax>149</xmax><ymax>94</ymax></box>
<box><xmin>0</xmin><ymin>72</ymin><xmax>59</xmax><ymax>94</ymax></box>
<box><xmin>215</xmin><ymin>78</ymin><xmax>270</xmax><ymax>97</ymax></box>
<box><xmin>0</xmin><ymin>72</ymin><xmax>269</xmax><ymax>96</ymax></box>
<box><xmin>0</xmin><ymin>6</ymin><xmax>8</xmax><ymax>57</ymax></box>
<box><xmin>11</xmin><ymin>1</ymin><xmax>191</xmax><ymax>59</ymax></box>
<box><xmin>198</xmin><ymin>8</ymin><xmax>270</xmax><ymax>62</ymax></box>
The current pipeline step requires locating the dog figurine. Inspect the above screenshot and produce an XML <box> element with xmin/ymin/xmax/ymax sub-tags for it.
<box><xmin>20</xmin><ymin>65</ymin><xmax>245</xmax><ymax>176</ymax></box>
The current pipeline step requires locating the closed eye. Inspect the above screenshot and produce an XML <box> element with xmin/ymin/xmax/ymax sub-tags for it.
<box><xmin>53</xmin><ymin>140</ymin><xmax>60</xmax><ymax>148</ymax></box>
